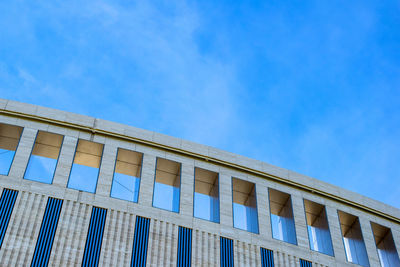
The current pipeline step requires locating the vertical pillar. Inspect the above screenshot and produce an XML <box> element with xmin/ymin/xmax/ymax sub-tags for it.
<box><xmin>359</xmin><ymin>216</ymin><xmax>380</xmax><ymax>267</ymax></box>
<box><xmin>291</xmin><ymin>194</ymin><xmax>309</xmax><ymax>248</ymax></box>
<box><xmin>96</xmin><ymin>144</ymin><xmax>118</xmax><ymax>197</ymax></box>
<box><xmin>257</xmin><ymin>183</ymin><xmax>272</xmax><ymax>238</ymax></box>
<box><xmin>325</xmin><ymin>205</ymin><xmax>347</xmax><ymax>262</ymax></box>
<box><xmin>52</xmin><ymin>136</ymin><xmax>77</xmax><ymax>188</ymax></box>
<box><xmin>219</xmin><ymin>172</ymin><xmax>233</xmax><ymax>229</ymax></box>
<box><xmin>138</xmin><ymin>154</ymin><xmax>156</xmax><ymax>207</ymax></box>
<box><xmin>180</xmin><ymin>162</ymin><xmax>194</xmax><ymax>217</ymax></box>
<box><xmin>8</xmin><ymin>128</ymin><xmax>37</xmax><ymax>179</ymax></box>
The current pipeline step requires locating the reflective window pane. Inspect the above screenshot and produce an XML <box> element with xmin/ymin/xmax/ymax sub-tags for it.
<box><xmin>269</xmin><ymin>188</ymin><xmax>297</xmax><ymax>245</ymax></box>
<box><xmin>194</xmin><ymin>168</ymin><xmax>219</xmax><ymax>223</ymax></box>
<box><xmin>24</xmin><ymin>131</ymin><xmax>63</xmax><ymax>184</ymax></box>
<box><xmin>304</xmin><ymin>199</ymin><xmax>334</xmax><ymax>256</ymax></box>
<box><xmin>67</xmin><ymin>140</ymin><xmax>103</xmax><ymax>193</ymax></box>
<box><xmin>371</xmin><ymin>222</ymin><xmax>400</xmax><ymax>267</ymax></box>
<box><xmin>110</xmin><ymin>148</ymin><xmax>143</xmax><ymax>202</ymax></box>
<box><xmin>152</xmin><ymin>158</ymin><xmax>181</xmax><ymax>213</ymax></box>
<box><xmin>0</xmin><ymin>123</ymin><xmax>23</xmax><ymax>175</ymax></box>
<box><xmin>338</xmin><ymin>211</ymin><xmax>370</xmax><ymax>267</ymax></box>
<box><xmin>232</xmin><ymin>178</ymin><xmax>259</xmax><ymax>233</ymax></box>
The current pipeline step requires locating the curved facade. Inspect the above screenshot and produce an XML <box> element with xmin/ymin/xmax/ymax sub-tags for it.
<box><xmin>0</xmin><ymin>98</ymin><xmax>399</xmax><ymax>267</ymax></box>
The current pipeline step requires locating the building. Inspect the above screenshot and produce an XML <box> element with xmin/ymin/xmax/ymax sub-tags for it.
<box><xmin>0</xmin><ymin>98</ymin><xmax>399</xmax><ymax>267</ymax></box>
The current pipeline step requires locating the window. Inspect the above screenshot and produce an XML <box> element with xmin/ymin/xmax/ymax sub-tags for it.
<box><xmin>0</xmin><ymin>123</ymin><xmax>23</xmax><ymax>175</ymax></box>
<box><xmin>338</xmin><ymin>211</ymin><xmax>369</xmax><ymax>267</ymax></box>
<box><xmin>232</xmin><ymin>178</ymin><xmax>259</xmax><ymax>233</ymax></box>
<box><xmin>269</xmin><ymin>188</ymin><xmax>297</xmax><ymax>245</ymax></box>
<box><xmin>371</xmin><ymin>222</ymin><xmax>400</xmax><ymax>267</ymax></box>
<box><xmin>31</xmin><ymin>197</ymin><xmax>63</xmax><ymax>267</ymax></box>
<box><xmin>177</xmin><ymin>226</ymin><xmax>192</xmax><ymax>267</ymax></box>
<box><xmin>193</xmin><ymin>168</ymin><xmax>219</xmax><ymax>223</ymax></box>
<box><xmin>24</xmin><ymin>131</ymin><xmax>63</xmax><ymax>184</ymax></box>
<box><xmin>300</xmin><ymin>259</ymin><xmax>312</xmax><ymax>267</ymax></box>
<box><xmin>82</xmin><ymin>206</ymin><xmax>107</xmax><ymax>267</ymax></box>
<box><xmin>304</xmin><ymin>199</ymin><xmax>334</xmax><ymax>256</ymax></box>
<box><xmin>131</xmin><ymin>216</ymin><xmax>151</xmax><ymax>267</ymax></box>
<box><xmin>220</xmin><ymin>237</ymin><xmax>234</xmax><ymax>267</ymax></box>
<box><xmin>0</xmin><ymin>188</ymin><xmax>18</xmax><ymax>249</ymax></box>
<box><xmin>152</xmin><ymin>158</ymin><xmax>181</xmax><ymax>213</ymax></box>
<box><xmin>260</xmin><ymin>247</ymin><xmax>274</xmax><ymax>267</ymax></box>
<box><xmin>110</xmin><ymin>148</ymin><xmax>143</xmax><ymax>202</ymax></box>
<box><xmin>67</xmin><ymin>140</ymin><xmax>104</xmax><ymax>193</ymax></box>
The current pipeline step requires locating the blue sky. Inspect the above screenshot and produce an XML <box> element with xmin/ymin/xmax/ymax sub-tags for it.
<box><xmin>0</xmin><ymin>1</ymin><xmax>399</xmax><ymax>208</ymax></box>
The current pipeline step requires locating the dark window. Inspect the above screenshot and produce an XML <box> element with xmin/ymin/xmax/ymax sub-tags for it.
<box><xmin>260</xmin><ymin>247</ymin><xmax>274</xmax><ymax>267</ymax></box>
<box><xmin>304</xmin><ymin>199</ymin><xmax>334</xmax><ymax>256</ymax></box>
<box><xmin>0</xmin><ymin>188</ymin><xmax>18</xmax><ymax>249</ymax></box>
<box><xmin>0</xmin><ymin>123</ymin><xmax>23</xmax><ymax>175</ymax></box>
<box><xmin>232</xmin><ymin>178</ymin><xmax>259</xmax><ymax>233</ymax></box>
<box><xmin>82</xmin><ymin>207</ymin><xmax>107</xmax><ymax>267</ymax></box>
<box><xmin>131</xmin><ymin>216</ymin><xmax>150</xmax><ymax>267</ymax></box>
<box><xmin>177</xmin><ymin>226</ymin><xmax>192</xmax><ymax>267</ymax></box>
<box><xmin>193</xmin><ymin>168</ymin><xmax>219</xmax><ymax>223</ymax></box>
<box><xmin>338</xmin><ymin>211</ymin><xmax>369</xmax><ymax>267</ymax></box>
<box><xmin>300</xmin><ymin>259</ymin><xmax>312</xmax><ymax>267</ymax></box>
<box><xmin>110</xmin><ymin>148</ymin><xmax>143</xmax><ymax>202</ymax></box>
<box><xmin>152</xmin><ymin>158</ymin><xmax>181</xmax><ymax>212</ymax></box>
<box><xmin>31</xmin><ymin>197</ymin><xmax>63</xmax><ymax>267</ymax></box>
<box><xmin>68</xmin><ymin>140</ymin><xmax>104</xmax><ymax>193</ymax></box>
<box><xmin>24</xmin><ymin>131</ymin><xmax>63</xmax><ymax>184</ymax></box>
<box><xmin>269</xmin><ymin>188</ymin><xmax>297</xmax><ymax>245</ymax></box>
<box><xmin>371</xmin><ymin>222</ymin><xmax>400</xmax><ymax>267</ymax></box>
<box><xmin>220</xmin><ymin>236</ymin><xmax>234</xmax><ymax>267</ymax></box>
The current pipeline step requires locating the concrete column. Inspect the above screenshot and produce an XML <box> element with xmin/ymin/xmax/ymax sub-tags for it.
<box><xmin>8</xmin><ymin>128</ymin><xmax>37</xmax><ymax>179</ymax></box>
<box><xmin>179</xmin><ymin>162</ymin><xmax>194</xmax><ymax>217</ymax></box>
<box><xmin>138</xmin><ymin>153</ymin><xmax>156</xmax><ymax>207</ymax></box>
<box><xmin>257</xmin><ymin>183</ymin><xmax>272</xmax><ymax>238</ymax></box>
<box><xmin>291</xmin><ymin>194</ymin><xmax>309</xmax><ymax>248</ymax></box>
<box><xmin>392</xmin><ymin>227</ymin><xmax>400</xmax><ymax>262</ymax></box>
<box><xmin>325</xmin><ymin>205</ymin><xmax>347</xmax><ymax>262</ymax></box>
<box><xmin>96</xmin><ymin>144</ymin><xmax>118</xmax><ymax>197</ymax></box>
<box><xmin>219</xmin><ymin>172</ymin><xmax>233</xmax><ymax>229</ymax></box>
<box><xmin>359</xmin><ymin>216</ymin><xmax>380</xmax><ymax>267</ymax></box>
<box><xmin>52</xmin><ymin>136</ymin><xmax>77</xmax><ymax>188</ymax></box>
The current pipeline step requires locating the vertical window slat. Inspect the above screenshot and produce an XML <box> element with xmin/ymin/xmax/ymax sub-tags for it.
<box><xmin>177</xmin><ymin>226</ymin><xmax>192</xmax><ymax>267</ymax></box>
<box><xmin>83</xmin><ymin>210</ymin><xmax>95</xmax><ymax>267</ymax></box>
<box><xmin>300</xmin><ymin>259</ymin><xmax>312</xmax><ymax>267</ymax></box>
<box><xmin>131</xmin><ymin>216</ymin><xmax>150</xmax><ymax>267</ymax></box>
<box><xmin>261</xmin><ymin>247</ymin><xmax>274</xmax><ymax>267</ymax></box>
<box><xmin>82</xmin><ymin>206</ymin><xmax>107</xmax><ymax>267</ymax></box>
<box><xmin>0</xmin><ymin>189</ymin><xmax>18</xmax><ymax>250</ymax></box>
<box><xmin>31</xmin><ymin>197</ymin><xmax>63</xmax><ymax>267</ymax></box>
<box><xmin>220</xmin><ymin>236</ymin><xmax>234</xmax><ymax>267</ymax></box>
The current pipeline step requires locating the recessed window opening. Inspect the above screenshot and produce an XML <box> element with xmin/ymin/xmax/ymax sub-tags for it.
<box><xmin>338</xmin><ymin>211</ymin><xmax>369</xmax><ymax>267</ymax></box>
<box><xmin>232</xmin><ymin>178</ymin><xmax>259</xmax><ymax>233</ymax></box>
<box><xmin>269</xmin><ymin>188</ymin><xmax>297</xmax><ymax>245</ymax></box>
<box><xmin>67</xmin><ymin>140</ymin><xmax>104</xmax><ymax>193</ymax></box>
<box><xmin>152</xmin><ymin>158</ymin><xmax>181</xmax><ymax>213</ymax></box>
<box><xmin>304</xmin><ymin>199</ymin><xmax>334</xmax><ymax>256</ymax></box>
<box><xmin>193</xmin><ymin>167</ymin><xmax>219</xmax><ymax>223</ymax></box>
<box><xmin>0</xmin><ymin>123</ymin><xmax>23</xmax><ymax>175</ymax></box>
<box><xmin>24</xmin><ymin>131</ymin><xmax>63</xmax><ymax>184</ymax></box>
<box><xmin>110</xmin><ymin>148</ymin><xmax>143</xmax><ymax>202</ymax></box>
<box><xmin>371</xmin><ymin>222</ymin><xmax>400</xmax><ymax>267</ymax></box>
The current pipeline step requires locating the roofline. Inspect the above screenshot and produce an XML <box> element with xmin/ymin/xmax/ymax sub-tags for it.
<box><xmin>0</xmin><ymin>99</ymin><xmax>399</xmax><ymax>224</ymax></box>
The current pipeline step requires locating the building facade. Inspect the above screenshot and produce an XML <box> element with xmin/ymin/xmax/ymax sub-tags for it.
<box><xmin>0</xmin><ymin>98</ymin><xmax>399</xmax><ymax>267</ymax></box>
